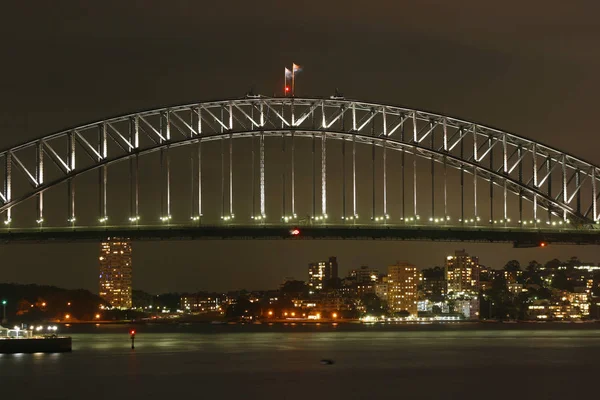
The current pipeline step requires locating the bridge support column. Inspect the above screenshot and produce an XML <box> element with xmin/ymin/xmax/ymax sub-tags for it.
<box><xmin>260</xmin><ymin>132</ymin><xmax>265</xmax><ymax>219</ymax></box>
<box><xmin>312</xmin><ymin>133</ymin><xmax>316</xmax><ymax>220</ymax></box>
<box><xmin>460</xmin><ymin>131</ymin><xmax>464</xmax><ymax>224</ymax></box>
<box><xmin>430</xmin><ymin>121</ymin><xmax>434</xmax><ymax>222</ymax></box>
<box><xmin>281</xmin><ymin>132</ymin><xmax>286</xmax><ymax>219</ymax></box>
<box><xmin>562</xmin><ymin>155</ymin><xmax>568</xmax><ymax>222</ymax></box>
<box><xmin>321</xmin><ymin>132</ymin><xmax>327</xmax><ymax>219</ymax></box>
<box><xmin>371</xmin><ymin>140</ymin><xmax>375</xmax><ymax>221</ymax></box>
<box><xmin>159</xmin><ymin>111</ymin><xmax>172</xmax><ymax>223</ymax></box>
<box><xmin>251</xmin><ymin>133</ymin><xmax>256</xmax><ymax>219</ymax></box>
<box><xmin>533</xmin><ymin>143</ymin><xmax>538</xmax><ymax>226</ymax></box>
<box><xmin>3</xmin><ymin>153</ymin><xmax>11</xmax><ymax>224</ymax></box>
<box><xmin>518</xmin><ymin>145</ymin><xmax>523</xmax><ymax>225</ymax></box>
<box><xmin>503</xmin><ymin>133</ymin><xmax>508</xmax><ymax>226</ymax></box>
<box><xmin>473</xmin><ymin>165</ymin><xmax>478</xmax><ymax>223</ymax></box>
<box><xmin>291</xmin><ymin>131</ymin><xmax>295</xmax><ymax>218</ymax></box>
<box><xmin>546</xmin><ymin>157</ymin><xmax>552</xmax><ymax>223</ymax></box>
<box><xmin>36</xmin><ymin>141</ymin><xmax>44</xmax><ymax>226</ymax></box>
<box><xmin>443</xmin><ymin>155</ymin><xmax>447</xmax><ymax>223</ymax></box>
<box><xmin>196</xmin><ymin>140</ymin><xmax>202</xmax><ymax>223</ymax></box>
<box><xmin>342</xmin><ymin>135</ymin><xmax>346</xmax><ymax>221</ymax></box>
<box><xmin>383</xmin><ymin>138</ymin><xmax>388</xmax><ymax>222</ymax></box>
<box><xmin>229</xmin><ymin>132</ymin><xmax>233</xmax><ymax>218</ymax></box>
<box><xmin>129</xmin><ymin>116</ymin><xmax>140</xmax><ymax>224</ymax></box>
<box><xmin>592</xmin><ymin>167</ymin><xmax>597</xmax><ymax>222</ymax></box>
<box><xmin>220</xmin><ymin>137</ymin><xmax>225</xmax><ymax>219</ymax></box>
<box><xmin>67</xmin><ymin>131</ymin><xmax>76</xmax><ymax>226</ymax></box>
<box><xmin>98</xmin><ymin>123</ymin><xmax>107</xmax><ymax>224</ymax></box>
<box><xmin>489</xmin><ymin>135</ymin><xmax>494</xmax><ymax>225</ymax></box>
<box><xmin>352</xmin><ymin>133</ymin><xmax>357</xmax><ymax>222</ymax></box>
<box><xmin>401</xmin><ymin>122</ymin><xmax>405</xmax><ymax>222</ymax></box>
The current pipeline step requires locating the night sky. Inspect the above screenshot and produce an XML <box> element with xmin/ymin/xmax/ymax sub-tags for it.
<box><xmin>1</xmin><ymin>1</ymin><xmax>599</xmax><ymax>294</ymax></box>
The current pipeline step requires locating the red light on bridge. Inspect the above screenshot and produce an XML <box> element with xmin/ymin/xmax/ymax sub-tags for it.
<box><xmin>290</xmin><ymin>229</ymin><xmax>300</xmax><ymax>236</ymax></box>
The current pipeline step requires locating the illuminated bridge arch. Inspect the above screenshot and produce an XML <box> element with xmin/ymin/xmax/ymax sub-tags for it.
<box><xmin>1</xmin><ymin>96</ymin><xmax>599</xmax><ymax>242</ymax></box>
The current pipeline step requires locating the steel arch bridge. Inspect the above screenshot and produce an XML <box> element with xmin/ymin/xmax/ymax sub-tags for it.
<box><xmin>1</xmin><ymin>95</ymin><xmax>600</xmax><ymax>244</ymax></box>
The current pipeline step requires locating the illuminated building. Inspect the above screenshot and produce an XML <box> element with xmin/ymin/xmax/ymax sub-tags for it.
<box><xmin>375</xmin><ymin>282</ymin><xmax>388</xmax><ymax>301</ymax></box>
<box><xmin>454</xmin><ymin>299</ymin><xmax>480</xmax><ymax>319</ymax></box>
<box><xmin>567</xmin><ymin>292</ymin><xmax>590</xmax><ymax>317</ymax></box>
<box><xmin>528</xmin><ymin>300</ymin><xmax>550</xmax><ymax>319</ymax></box>
<box><xmin>503</xmin><ymin>270</ymin><xmax>523</xmax><ymax>284</ymax></box>
<box><xmin>445</xmin><ymin>250</ymin><xmax>480</xmax><ymax>295</ymax></box>
<box><xmin>388</xmin><ymin>262</ymin><xmax>419</xmax><ymax>316</ymax></box>
<box><xmin>98</xmin><ymin>238</ymin><xmax>132</xmax><ymax>309</ymax></box>
<box><xmin>349</xmin><ymin>266</ymin><xmax>379</xmax><ymax>283</ymax></box>
<box><xmin>181</xmin><ymin>295</ymin><xmax>221</xmax><ymax>313</ymax></box>
<box><xmin>356</xmin><ymin>282</ymin><xmax>375</xmax><ymax>296</ymax></box>
<box><xmin>308</xmin><ymin>256</ymin><xmax>338</xmax><ymax>291</ymax></box>
<box><xmin>507</xmin><ymin>283</ymin><xmax>525</xmax><ymax>295</ymax></box>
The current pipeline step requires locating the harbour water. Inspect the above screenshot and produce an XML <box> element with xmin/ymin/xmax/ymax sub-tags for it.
<box><xmin>2</xmin><ymin>323</ymin><xmax>599</xmax><ymax>399</ymax></box>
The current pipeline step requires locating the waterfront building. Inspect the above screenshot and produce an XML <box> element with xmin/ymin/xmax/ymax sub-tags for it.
<box><xmin>388</xmin><ymin>262</ymin><xmax>419</xmax><ymax>316</ymax></box>
<box><xmin>567</xmin><ymin>291</ymin><xmax>590</xmax><ymax>316</ymax></box>
<box><xmin>454</xmin><ymin>298</ymin><xmax>480</xmax><ymax>319</ymax></box>
<box><xmin>445</xmin><ymin>250</ymin><xmax>480</xmax><ymax>295</ymax></box>
<box><xmin>180</xmin><ymin>294</ymin><xmax>222</xmax><ymax>313</ymax></box>
<box><xmin>308</xmin><ymin>256</ymin><xmax>339</xmax><ymax>291</ymax></box>
<box><xmin>98</xmin><ymin>238</ymin><xmax>132</xmax><ymax>309</ymax></box>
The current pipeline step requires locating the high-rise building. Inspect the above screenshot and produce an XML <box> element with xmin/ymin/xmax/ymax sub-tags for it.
<box><xmin>388</xmin><ymin>261</ymin><xmax>419</xmax><ymax>316</ymax></box>
<box><xmin>99</xmin><ymin>238</ymin><xmax>133</xmax><ymax>309</ymax></box>
<box><xmin>349</xmin><ymin>266</ymin><xmax>380</xmax><ymax>284</ymax></box>
<box><xmin>308</xmin><ymin>256</ymin><xmax>338</xmax><ymax>291</ymax></box>
<box><xmin>421</xmin><ymin>266</ymin><xmax>447</xmax><ymax>301</ymax></box>
<box><xmin>445</xmin><ymin>250</ymin><xmax>480</xmax><ymax>295</ymax></box>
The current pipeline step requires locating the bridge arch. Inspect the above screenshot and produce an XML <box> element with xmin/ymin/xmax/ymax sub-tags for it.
<box><xmin>0</xmin><ymin>97</ymin><xmax>598</xmax><ymax>229</ymax></box>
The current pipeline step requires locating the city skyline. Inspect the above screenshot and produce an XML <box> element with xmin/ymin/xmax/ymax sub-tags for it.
<box><xmin>2</xmin><ymin>240</ymin><xmax>597</xmax><ymax>294</ymax></box>
<box><xmin>1</xmin><ymin>3</ymin><xmax>599</xmax><ymax>295</ymax></box>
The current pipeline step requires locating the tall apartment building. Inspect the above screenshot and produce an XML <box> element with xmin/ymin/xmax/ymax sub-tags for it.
<box><xmin>308</xmin><ymin>256</ymin><xmax>339</xmax><ymax>291</ymax></box>
<box><xmin>421</xmin><ymin>266</ymin><xmax>447</xmax><ymax>301</ymax></box>
<box><xmin>388</xmin><ymin>261</ymin><xmax>419</xmax><ymax>316</ymax></box>
<box><xmin>99</xmin><ymin>238</ymin><xmax>133</xmax><ymax>309</ymax></box>
<box><xmin>445</xmin><ymin>250</ymin><xmax>480</xmax><ymax>295</ymax></box>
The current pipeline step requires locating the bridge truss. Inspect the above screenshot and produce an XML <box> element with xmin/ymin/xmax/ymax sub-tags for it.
<box><xmin>0</xmin><ymin>96</ymin><xmax>599</xmax><ymax>243</ymax></box>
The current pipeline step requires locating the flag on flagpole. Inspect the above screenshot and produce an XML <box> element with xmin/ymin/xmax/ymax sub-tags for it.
<box><xmin>292</xmin><ymin>63</ymin><xmax>301</xmax><ymax>96</ymax></box>
<box><xmin>284</xmin><ymin>68</ymin><xmax>292</xmax><ymax>96</ymax></box>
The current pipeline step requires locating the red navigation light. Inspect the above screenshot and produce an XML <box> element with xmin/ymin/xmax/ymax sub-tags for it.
<box><xmin>290</xmin><ymin>229</ymin><xmax>300</xmax><ymax>236</ymax></box>
<box><xmin>130</xmin><ymin>330</ymin><xmax>136</xmax><ymax>335</ymax></box>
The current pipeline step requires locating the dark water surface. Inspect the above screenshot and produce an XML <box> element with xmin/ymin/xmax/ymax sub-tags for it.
<box><xmin>2</xmin><ymin>323</ymin><xmax>599</xmax><ymax>399</ymax></box>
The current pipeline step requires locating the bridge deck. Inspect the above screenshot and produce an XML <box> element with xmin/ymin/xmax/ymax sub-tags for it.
<box><xmin>0</xmin><ymin>225</ymin><xmax>598</xmax><ymax>245</ymax></box>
